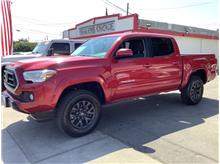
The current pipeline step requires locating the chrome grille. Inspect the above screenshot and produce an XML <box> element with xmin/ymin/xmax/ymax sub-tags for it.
<box><xmin>3</xmin><ymin>68</ymin><xmax>18</xmax><ymax>89</ymax></box>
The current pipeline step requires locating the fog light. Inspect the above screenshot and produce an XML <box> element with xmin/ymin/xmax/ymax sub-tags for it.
<box><xmin>29</xmin><ymin>94</ymin><xmax>34</xmax><ymax>101</ymax></box>
<box><xmin>19</xmin><ymin>92</ymin><xmax>34</xmax><ymax>102</ymax></box>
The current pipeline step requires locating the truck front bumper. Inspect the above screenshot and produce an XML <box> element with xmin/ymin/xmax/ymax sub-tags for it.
<box><xmin>2</xmin><ymin>91</ymin><xmax>29</xmax><ymax>114</ymax></box>
<box><xmin>2</xmin><ymin>91</ymin><xmax>55</xmax><ymax>121</ymax></box>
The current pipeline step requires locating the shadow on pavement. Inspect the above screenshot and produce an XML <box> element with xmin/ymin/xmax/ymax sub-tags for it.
<box><xmin>98</xmin><ymin>93</ymin><xmax>219</xmax><ymax>153</ymax></box>
<box><xmin>2</xmin><ymin>93</ymin><xmax>218</xmax><ymax>163</ymax></box>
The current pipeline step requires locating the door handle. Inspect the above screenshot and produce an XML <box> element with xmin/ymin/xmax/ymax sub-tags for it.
<box><xmin>143</xmin><ymin>64</ymin><xmax>151</xmax><ymax>68</ymax></box>
<box><xmin>172</xmin><ymin>61</ymin><xmax>179</xmax><ymax>65</ymax></box>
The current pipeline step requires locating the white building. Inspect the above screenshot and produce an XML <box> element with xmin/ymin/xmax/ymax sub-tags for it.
<box><xmin>63</xmin><ymin>13</ymin><xmax>219</xmax><ymax>60</ymax></box>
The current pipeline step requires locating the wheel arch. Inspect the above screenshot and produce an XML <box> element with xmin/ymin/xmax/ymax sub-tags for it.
<box><xmin>181</xmin><ymin>68</ymin><xmax>207</xmax><ymax>89</ymax></box>
<box><xmin>55</xmin><ymin>81</ymin><xmax>106</xmax><ymax>109</ymax></box>
<box><xmin>190</xmin><ymin>69</ymin><xmax>207</xmax><ymax>84</ymax></box>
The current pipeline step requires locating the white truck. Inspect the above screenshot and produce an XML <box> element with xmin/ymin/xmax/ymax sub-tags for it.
<box><xmin>1</xmin><ymin>39</ymin><xmax>85</xmax><ymax>90</ymax></box>
<box><xmin>2</xmin><ymin>39</ymin><xmax>85</xmax><ymax>64</ymax></box>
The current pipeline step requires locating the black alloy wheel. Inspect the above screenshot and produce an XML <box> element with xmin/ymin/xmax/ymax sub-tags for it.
<box><xmin>56</xmin><ymin>90</ymin><xmax>101</xmax><ymax>137</ymax></box>
<box><xmin>181</xmin><ymin>75</ymin><xmax>204</xmax><ymax>105</ymax></box>
<box><xmin>69</xmin><ymin>100</ymin><xmax>96</xmax><ymax>129</ymax></box>
<box><xmin>189</xmin><ymin>80</ymin><xmax>203</xmax><ymax>103</ymax></box>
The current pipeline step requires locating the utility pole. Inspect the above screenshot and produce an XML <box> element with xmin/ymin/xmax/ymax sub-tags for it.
<box><xmin>126</xmin><ymin>3</ymin><xmax>129</xmax><ymax>15</ymax></box>
<box><xmin>106</xmin><ymin>8</ymin><xmax>108</xmax><ymax>16</ymax></box>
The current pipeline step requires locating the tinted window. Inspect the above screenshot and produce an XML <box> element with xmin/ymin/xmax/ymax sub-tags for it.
<box><xmin>150</xmin><ymin>38</ymin><xmax>174</xmax><ymax>57</ymax></box>
<box><xmin>75</xmin><ymin>43</ymin><xmax>82</xmax><ymax>49</ymax></box>
<box><xmin>117</xmin><ymin>38</ymin><xmax>145</xmax><ymax>59</ymax></box>
<box><xmin>50</xmin><ymin>43</ymin><xmax>70</xmax><ymax>56</ymax></box>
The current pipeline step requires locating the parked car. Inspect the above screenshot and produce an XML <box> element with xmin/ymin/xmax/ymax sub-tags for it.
<box><xmin>1</xmin><ymin>39</ymin><xmax>85</xmax><ymax>90</ymax></box>
<box><xmin>2</xmin><ymin>32</ymin><xmax>217</xmax><ymax>137</ymax></box>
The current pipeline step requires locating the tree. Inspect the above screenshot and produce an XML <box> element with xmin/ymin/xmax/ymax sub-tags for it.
<box><xmin>13</xmin><ymin>41</ymin><xmax>37</xmax><ymax>52</ymax></box>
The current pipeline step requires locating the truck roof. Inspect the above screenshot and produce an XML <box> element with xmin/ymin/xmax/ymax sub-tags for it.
<box><xmin>50</xmin><ymin>39</ymin><xmax>86</xmax><ymax>43</ymax></box>
<box><xmin>98</xmin><ymin>32</ymin><xmax>175</xmax><ymax>39</ymax></box>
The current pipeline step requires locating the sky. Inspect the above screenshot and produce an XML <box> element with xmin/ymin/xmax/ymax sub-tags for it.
<box><xmin>11</xmin><ymin>0</ymin><xmax>219</xmax><ymax>42</ymax></box>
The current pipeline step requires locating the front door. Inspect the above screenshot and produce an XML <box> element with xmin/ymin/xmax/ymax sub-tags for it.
<box><xmin>111</xmin><ymin>37</ymin><xmax>152</xmax><ymax>100</ymax></box>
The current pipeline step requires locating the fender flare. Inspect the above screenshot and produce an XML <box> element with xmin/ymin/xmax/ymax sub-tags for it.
<box><xmin>51</xmin><ymin>77</ymin><xmax>108</xmax><ymax>107</ymax></box>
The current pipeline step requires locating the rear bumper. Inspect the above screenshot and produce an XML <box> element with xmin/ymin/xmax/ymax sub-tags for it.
<box><xmin>2</xmin><ymin>91</ymin><xmax>55</xmax><ymax>121</ymax></box>
<box><xmin>208</xmin><ymin>69</ymin><xmax>217</xmax><ymax>82</ymax></box>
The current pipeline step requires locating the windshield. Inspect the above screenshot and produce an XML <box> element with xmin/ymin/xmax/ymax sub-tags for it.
<box><xmin>71</xmin><ymin>36</ymin><xmax>118</xmax><ymax>58</ymax></box>
<box><xmin>32</xmin><ymin>41</ymin><xmax>49</xmax><ymax>54</ymax></box>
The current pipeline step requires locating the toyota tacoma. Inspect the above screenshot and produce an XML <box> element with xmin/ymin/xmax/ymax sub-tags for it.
<box><xmin>2</xmin><ymin>32</ymin><xmax>217</xmax><ymax>137</ymax></box>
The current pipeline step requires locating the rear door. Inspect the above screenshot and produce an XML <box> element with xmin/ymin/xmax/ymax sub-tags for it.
<box><xmin>145</xmin><ymin>37</ymin><xmax>182</xmax><ymax>92</ymax></box>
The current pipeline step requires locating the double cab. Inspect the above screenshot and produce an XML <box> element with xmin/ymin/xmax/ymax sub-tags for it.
<box><xmin>2</xmin><ymin>32</ymin><xmax>217</xmax><ymax>137</ymax></box>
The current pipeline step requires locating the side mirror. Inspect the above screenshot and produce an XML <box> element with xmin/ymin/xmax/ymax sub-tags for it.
<box><xmin>48</xmin><ymin>48</ymin><xmax>54</xmax><ymax>56</ymax></box>
<box><xmin>116</xmin><ymin>48</ymin><xmax>133</xmax><ymax>58</ymax></box>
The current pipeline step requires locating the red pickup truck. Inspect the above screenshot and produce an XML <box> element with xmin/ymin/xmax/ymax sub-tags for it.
<box><xmin>2</xmin><ymin>32</ymin><xmax>217</xmax><ymax>137</ymax></box>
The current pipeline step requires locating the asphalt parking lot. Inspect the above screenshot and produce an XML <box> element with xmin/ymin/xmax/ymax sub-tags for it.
<box><xmin>2</xmin><ymin>77</ymin><xmax>218</xmax><ymax>163</ymax></box>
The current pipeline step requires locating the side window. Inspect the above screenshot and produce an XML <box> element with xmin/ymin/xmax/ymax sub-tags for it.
<box><xmin>117</xmin><ymin>38</ymin><xmax>145</xmax><ymax>59</ymax></box>
<box><xmin>50</xmin><ymin>43</ymin><xmax>70</xmax><ymax>56</ymax></box>
<box><xmin>75</xmin><ymin>43</ymin><xmax>82</xmax><ymax>50</ymax></box>
<box><xmin>150</xmin><ymin>38</ymin><xmax>174</xmax><ymax>57</ymax></box>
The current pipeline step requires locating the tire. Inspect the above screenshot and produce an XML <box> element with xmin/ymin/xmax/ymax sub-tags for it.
<box><xmin>181</xmin><ymin>75</ymin><xmax>204</xmax><ymax>105</ymax></box>
<box><xmin>56</xmin><ymin>90</ymin><xmax>101</xmax><ymax>137</ymax></box>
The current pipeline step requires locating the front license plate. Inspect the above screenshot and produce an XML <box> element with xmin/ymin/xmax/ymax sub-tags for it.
<box><xmin>1</xmin><ymin>94</ymin><xmax>9</xmax><ymax>107</ymax></box>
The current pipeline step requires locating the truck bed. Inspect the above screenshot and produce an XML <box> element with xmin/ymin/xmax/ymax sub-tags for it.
<box><xmin>180</xmin><ymin>54</ymin><xmax>217</xmax><ymax>88</ymax></box>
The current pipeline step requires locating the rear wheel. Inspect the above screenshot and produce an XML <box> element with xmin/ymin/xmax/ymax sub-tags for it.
<box><xmin>181</xmin><ymin>76</ymin><xmax>204</xmax><ymax>105</ymax></box>
<box><xmin>56</xmin><ymin>90</ymin><xmax>101</xmax><ymax>137</ymax></box>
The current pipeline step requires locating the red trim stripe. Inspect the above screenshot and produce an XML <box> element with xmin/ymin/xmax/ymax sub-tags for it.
<box><xmin>67</xmin><ymin>13</ymin><xmax>218</xmax><ymax>41</ymax></box>
<box><xmin>137</xmin><ymin>27</ymin><xmax>219</xmax><ymax>40</ymax></box>
<box><xmin>4</xmin><ymin>0</ymin><xmax>10</xmax><ymax>54</ymax></box>
<box><xmin>1</xmin><ymin>0</ymin><xmax>6</xmax><ymax>56</ymax></box>
<box><xmin>1</xmin><ymin>0</ymin><xmax>13</xmax><ymax>56</ymax></box>
<box><xmin>6</xmin><ymin>0</ymin><xmax>12</xmax><ymax>52</ymax></box>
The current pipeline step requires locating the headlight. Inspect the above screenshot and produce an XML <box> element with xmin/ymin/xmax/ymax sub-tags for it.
<box><xmin>23</xmin><ymin>69</ymin><xmax>56</xmax><ymax>83</ymax></box>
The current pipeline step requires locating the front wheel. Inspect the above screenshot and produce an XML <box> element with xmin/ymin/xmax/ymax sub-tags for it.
<box><xmin>181</xmin><ymin>76</ymin><xmax>204</xmax><ymax>105</ymax></box>
<box><xmin>56</xmin><ymin>90</ymin><xmax>101</xmax><ymax>137</ymax></box>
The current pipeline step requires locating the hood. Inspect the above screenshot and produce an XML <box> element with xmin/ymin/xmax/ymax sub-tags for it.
<box><xmin>1</xmin><ymin>53</ymin><xmax>42</xmax><ymax>64</ymax></box>
<box><xmin>10</xmin><ymin>56</ymin><xmax>101</xmax><ymax>70</ymax></box>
